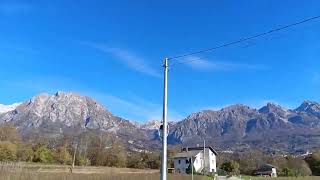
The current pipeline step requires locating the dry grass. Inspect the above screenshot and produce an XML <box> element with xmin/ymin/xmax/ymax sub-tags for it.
<box><xmin>0</xmin><ymin>163</ymin><xmax>205</xmax><ymax>180</ymax></box>
<box><xmin>241</xmin><ymin>176</ymin><xmax>320</xmax><ymax>180</ymax></box>
<box><xmin>1</xmin><ymin>163</ymin><xmax>318</xmax><ymax>180</ymax></box>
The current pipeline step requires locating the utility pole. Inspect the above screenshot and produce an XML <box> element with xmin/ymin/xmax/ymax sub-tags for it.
<box><xmin>191</xmin><ymin>157</ymin><xmax>194</xmax><ymax>180</ymax></box>
<box><xmin>203</xmin><ymin>139</ymin><xmax>205</xmax><ymax>176</ymax></box>
<box><xmin>160</xmin><ymin>58</ymin><xmax>168</xmax><ymax>180</ymax></box>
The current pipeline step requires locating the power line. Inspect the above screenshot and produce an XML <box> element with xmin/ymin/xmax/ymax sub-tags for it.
<box><xmin>168</xmin><ymin>15</ymin><xmax>320</xmax><ymax>61</ymax></box>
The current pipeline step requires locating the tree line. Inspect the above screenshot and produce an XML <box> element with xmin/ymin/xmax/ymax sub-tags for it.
<box><xmin>0</xmin><ymin>123</ymin><xmax>160</xmax><ymax>169</ymax></box>
<box><xmin>1</xmin><ymin>122</ymin><xmax>320</xmax><ymax>176</ymax></box>
<box><xmin>217</xmin><ymin>149</ymin><xmax>320</xmax><ymax>176</ymax></box>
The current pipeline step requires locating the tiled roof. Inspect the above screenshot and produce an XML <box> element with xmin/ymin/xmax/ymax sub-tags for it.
<box><xmin>182</xmin><ymin>146</ymin><xmax>218</xmax><ymax>155</ymax></box>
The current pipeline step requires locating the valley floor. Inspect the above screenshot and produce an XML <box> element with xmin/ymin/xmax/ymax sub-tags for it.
<box><xmin>0</xmin><ymin>163</ymin><xmax>318</xmax><ymax>180</ymax></box>
<box><xmin>0</xmin><ymin>163</ymin><xmax>204</xmax><ymax>180</ymax></box>
<box><xmin>240</xmin><ymin>176</ymin><xmax>319</xmax><ymax>180</ymax></box>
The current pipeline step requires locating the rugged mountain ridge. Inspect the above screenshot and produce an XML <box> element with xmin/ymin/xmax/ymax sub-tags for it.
<box><xmin>169</xmin><ymin>102</ymin><xmax>320</xmax><ymax>154</ymax></box>
<box><xmin>0</xmin><ymin>92</ymin><xmax>157</xmax><ymax>151</ymax></box>
<box><xmin>1</xmin><ymin>92</ymin><xmax>320</xmax><ymax>154</ymax></box>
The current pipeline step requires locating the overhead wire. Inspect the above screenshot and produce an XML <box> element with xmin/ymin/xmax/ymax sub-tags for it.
<box><xmin>168</xmin><ymin>15</ymin><xmax>320</xmax><ymax>65</ymax></box>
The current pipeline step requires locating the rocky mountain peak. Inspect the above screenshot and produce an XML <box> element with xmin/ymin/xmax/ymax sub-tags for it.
<box><xmin>140</xmin><ymin>120</ymin><xmax>161</xmax><ymax>130</ymax></box>
<box><xmin>259</xmin><ymin>103</ymin><xmax>288</xmax><ymax>116</ymax></box>
<box><xmin>221</xmin><ymin>104</ymin><xmax>251</xmax><ymax>111</ymax></box>
<box><xmin>295</xmin><ymin>100</ymin><xmax>320</xmax><ymax>116</ymax></box>
<box><xmin>0</xmin><ymin>103</ymin><xmax>21</xmax><ymax>114</ymax></box>
<box><xmin>1</xmin><ymin>91</ymin><xmax>118</xmax><ymax>130</ymax></box>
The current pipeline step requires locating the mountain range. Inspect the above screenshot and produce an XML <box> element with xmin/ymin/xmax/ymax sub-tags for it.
<box><xmin>1</xmin><ymin>92</ymin><xmax>320</xmax><ymax>154</ymax></box>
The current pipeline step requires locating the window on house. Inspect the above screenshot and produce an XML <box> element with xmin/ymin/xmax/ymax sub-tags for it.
<box><xmin>212</xmin><ymin>160</ymin><xmax>214</xmax><ymax>164</ymax></box>
<box><xmin>178</xmin><ymin>160</ymin><xmax>181</xmax><ymax>164</ymax></box>
<box><xmin>185</xmin><ymin>159</ymin><xmax>189</xmax><ymax>164</ymax></box>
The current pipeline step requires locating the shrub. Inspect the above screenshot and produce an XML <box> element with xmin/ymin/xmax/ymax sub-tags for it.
<box><xmin>220</xmin><ymin>161</ymin><xmax>240</xmax><ymax>175</ymax></box>
<box><xmin>279</xmin><ymin>167</ymin><xmax>294</xmax><ymax>177</ymax></box>
<box><xmin>0</xmin><ymin>141</ymin><xmax>17</xmax><ymax>161</ymax></box>
<box><xmin>305</xmin><ymin>151</ymin><xmax>320</xmax><ymax>176</ymax></box>
<box><xmin>186</xmin><ymin>160</ymin><xmax>196</xmax><ymax>174</ymax></box>
<box><xmin>53</xmin><ymin>146</ymin><xmax>72</xmax><ymax>165</ymax></box>
<box><xmin>33</xmin><ymin>145</ymin><xmax>53</xmax><ymax>163</ymax></box>
<box><xmin>17</xmin><ymin>146</ymin><xmax>34</xmax><ymax>162</ymax></box>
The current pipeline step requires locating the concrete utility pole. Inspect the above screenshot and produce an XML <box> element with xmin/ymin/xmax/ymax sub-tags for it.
<box><xmin>203</xmin><ymin>139</ymin><xmax>205</xmax><ymax>175</ymax></box>
<box><xmin>160</xmin><ymin>58</ymin><xmax>168</xmax><ymax>180</ymax></box>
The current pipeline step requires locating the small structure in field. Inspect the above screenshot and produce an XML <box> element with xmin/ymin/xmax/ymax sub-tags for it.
<box><xmin>173</xmin><ymin>146</ymin><xmax>218</xmax><ymax>174</ymax></box>
<box><xmin>254</xmin><ymin>164</ymin><xmax>277</xmax><ymax>177</ymax></box>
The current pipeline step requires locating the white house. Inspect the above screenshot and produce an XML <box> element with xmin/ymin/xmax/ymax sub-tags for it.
<box><xmin>174</xmin><ymin>146</ymin><xmax>218</xmax><ymax>174</ymax></box>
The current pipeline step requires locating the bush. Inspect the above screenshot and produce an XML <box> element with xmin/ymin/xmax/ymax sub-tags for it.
<box><xmin>126</xmin><ymin>153</ymin><xmax>146</xmax><ymax>169</ymax></box>
<box><xmin>17</xmin><ymin>146</ymin><xmax>34</xmax><ymax>162</ymax></box>
<box><xmin>75</xmin><ymin>156</ymin><xmax>90</xmax><ymax>166</ymax></box>
<box><xmin>186</xmin><ymin>160</ymin><xmax>196</xmax><ymax>174</ymax></box>
<box><xmin>53</xmin><ymin>146</ymin><xmax>72</xmax><ymax>165</ymax></box>
<box><xmin>0</xmin><ymin>141</ymin><xmax>17</xmax><ymax>161</ymax></box>
<box><xmin>33</xmin><ymin>145</ymin><xmax>54</xmax><ymax>163</ymax></box>
<box><xmin>220</xmin><ymin>161</ymin><xmax>240</xmax><ymax>175</ymax></box>
<box><xmin>279</xmin><ymin>167</ymin><xmax>294</xmax><ymax>177</ymax></box>
<box><xmin>305</xmin><ymin>151</ymin><xmax>320</xmax><ymax>176</ymax></box>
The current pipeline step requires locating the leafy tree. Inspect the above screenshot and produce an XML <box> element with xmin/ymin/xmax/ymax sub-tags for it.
<box><xmin>17</xmin><ymin>145</ymin><xmax>34</xmax><ymax>162</ymax></box>
<box><xmin>279</xmin><ymin>167</ymin><xmax>294</xmax><ymax>177</ymax></box>
<box><xmin>238</xmin><ymin>150</ymin><xmax>267</xmax><ymax>175</ymax></box>
<box><xmin>186</xmin><ymin>159</ymin><xmax>196</xmax><ymax>174</ymax></box>
<box><xmin>220</xmin><ymin>161</ymin><xmax>240</xmax><ymax>175</ymax></box>
<box><xmin>75</xmin><ymin>155</ymin><xmax>90</xmax><ymax>166</ymax></box>
<box><xmin>33</xmin><ymin>144</ymin><xmax>53</xmax><ymax>163</ymax></box>
<box><xmin>126</xmin><ymin>153</ymin><xmax>146</xmax><ymax>169</ymax></box>
<box><xmin>305</xmin><ymin>150</ymin><xmax>320</xmax><ymax>175</ymax></box>
<box><xmin>144</xmin><ymin>152</ymin><xmax>160</xmax><ymax>169</ymax></box>
<box><xmin>53</xmin><ymin>146</ymin><xmax>72</xmax><ymax>165</ymax></box>
<box><xmin>0</xmin><ymin>141</ymin><xmax>17</xmax><ymax>161</ymax></box>
<box><xmin>287</xmin><ymin>157</ymin><xmax>312</xmax><ymax>176</ymax></box>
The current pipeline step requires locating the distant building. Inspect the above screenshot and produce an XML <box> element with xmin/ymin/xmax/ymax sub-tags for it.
<box><xmin>173</xmin><ymin>146</ymin><xmax>218</xmax><ymax>174</ymax></box>
<box><xmin>254</xmin><ymin>164</ymin><xmax>277</xmax><ymax>177</ymax></box>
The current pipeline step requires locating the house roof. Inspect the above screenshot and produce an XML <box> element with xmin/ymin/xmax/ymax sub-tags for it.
<box><xmin>260</xmin><ymin>164</ymin><xmax>277</xmax><ymax>169</ymax></box>
<box><xmin>182</xmin><ymin>146</ymin><xmax>218</xmax><ymax>156</ymax></box>
<box><xmin>255</xmin><ymin>164</ymin><xmax>277</xmax><ymax>173</ymax></box>
<box><xmin>174</xmin><ymin>150</ymin><xmax>202</xmax><ymax>158</ymax></box>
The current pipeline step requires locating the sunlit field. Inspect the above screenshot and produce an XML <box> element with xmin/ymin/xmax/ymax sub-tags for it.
<box><xmin>0</xmin><ymin>163</ymin><xmax>204</xmax><ymax>180</ymax></box>
<box><xmin>0</xmin><ymin>163</ymin><xmax>319</xmax><ymax>180</ymax></box>
<box><xmin>241</xmin><ymin>176</ymin><xmax>319</xmax><ymax>180</ymax></box>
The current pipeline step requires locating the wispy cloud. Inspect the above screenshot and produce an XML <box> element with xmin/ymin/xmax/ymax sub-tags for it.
<box><xmin>0</xmin><ymin>2</ymin><xmax>32</xmax><ymax>15</ymax></box>
<box><xmin>88</xmin><ymin>91</ymin><xmax>184</xmax><ymax>122</ymax></box>
<box><xmin>183</xmin><ymin>56</ymin><xmax>266</xmax><ymax>71</ymax></box>
<box><xmin>81</xmin><ymin>42</ymin><xmax>161</xmax><ymax>78</ymax></box>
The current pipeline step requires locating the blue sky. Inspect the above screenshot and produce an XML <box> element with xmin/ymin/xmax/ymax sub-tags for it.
<box><xmin>1</xmin><ymin>0</ymin><xmax>320</xmax><ymax>122</ymax></box>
